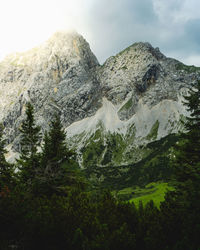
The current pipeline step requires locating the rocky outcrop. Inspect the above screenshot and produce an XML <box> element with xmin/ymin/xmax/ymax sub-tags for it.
<box><xmin>97</xmin><ymin>42</ymin><xmax>199</xmax><ymax>121</ymax></box>
<box><xmin>0</xmin><ymin>31</ymin><xmax>101</xmax><ymax>152</ymax></box>
<box><xmin>66</xmin><ymin>40</ymin><xmax>200</xmax><ymax>167</ymax></box>
<box><xmin>0</xmin><ymin>31</ymin><xmax>200</xmax><ymax>164</ymax></box>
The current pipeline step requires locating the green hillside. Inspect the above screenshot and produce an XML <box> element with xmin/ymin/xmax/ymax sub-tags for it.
<box><xmin>115</xmin><ymin>182</ymin><xmax>174</xmax><ymax>207</ymax></box>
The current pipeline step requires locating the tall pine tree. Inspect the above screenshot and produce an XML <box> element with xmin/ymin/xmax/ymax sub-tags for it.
<box><xmin>173</xmin><ymin>80</ymin><xmax>200</xmax><ymax>190</ymax></box>
<box><xmin>0</xmin><ymin>124</ymin><xmax>14</xmax><ymax>192</ymax></box>
<box><xmin>17</xmin><ymin>102</ymin><xmax>41</xmax><ymax>186</ymax></box>
<box><xmin>39</xmin><ymin>114</ymin><xmax>78</xmax><ymax>194</ymax></box>
<box><xmin>41</xmin><ymin>114</ymin><xmax>73</xmax><ymax>168</ymax></box>
<box><xmin>160</xmin><ymin>80</ymin><xmax>200</xmax><ymax>249</ymax></box>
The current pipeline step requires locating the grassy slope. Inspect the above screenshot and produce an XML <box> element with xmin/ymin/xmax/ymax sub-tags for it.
<box><xmin>130</xmin><ymin>182</ymin><xmax>174</xmax><ymax>207</ymax></box>
<box><xmin>85</xmin><ymin>134</ymin><xmax>179</xmax><ymax>190</ymax></box>
<box><xmin>116</xmin><ymin>182</ymin><xmax>174</xmax><ymax>207</ymax></box>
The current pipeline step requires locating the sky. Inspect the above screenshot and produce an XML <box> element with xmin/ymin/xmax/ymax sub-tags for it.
<box><xmin>0</xmin><ymin>0</ymin><xmax>200</xmax><ymax>65</ymax></box>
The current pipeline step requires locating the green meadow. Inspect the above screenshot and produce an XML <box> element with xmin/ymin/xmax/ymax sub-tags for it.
<box><xmin>115</xmin><ymin>182</ymin><xmax>174</xmax><ymax>207</ymax></box>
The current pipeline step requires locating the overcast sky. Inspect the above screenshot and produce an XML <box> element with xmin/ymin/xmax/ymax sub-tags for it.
<box><xmin>0</xmin><ymin>0</ymin><xmax>200</xmax><ymax>65</ymax></box>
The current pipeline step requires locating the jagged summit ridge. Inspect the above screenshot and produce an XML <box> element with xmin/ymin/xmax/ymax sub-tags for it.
<box><xmin>2</xmin><ymin>31</ymin><xmax>99</xmax><ymax>68</ymax></box>
<box><xmin>0</xmin><ymin>31</ymin><xmax>199</xmax><ymax>165</ymax></box>
<box><xmin>98</xmin><ymin>40</ymin><xmax>198</xmax><ymax>121</ymax></box>
<box><xmin>0</xmin><ymin>31</ymin><xmax>101</xmax><ymax>154</ymax></box>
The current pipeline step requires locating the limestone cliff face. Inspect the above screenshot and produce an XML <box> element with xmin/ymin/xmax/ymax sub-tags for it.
<box><xmin>98</xmin><ymin>42</ymin><xmax>197</xmax><ymax>120</ymax></box>
<box><xmin>65</xmin><ymin>41</ymin><xmax>200</xmax><ymax>167</ymax></box>
<box><xmin>0</xmin><ymin>32</ymin><xmax>200</xmax><ymax>164</ymax></box>
<box><xmin>0</xmin><ymin>31</ymin><xmax>101</xmax><ymax>153</ymax></box>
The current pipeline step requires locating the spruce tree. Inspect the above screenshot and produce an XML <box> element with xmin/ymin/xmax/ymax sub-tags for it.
<box><xmin>173</xmin><ymin>80</ymin><xmax>200</xmax><ymax>190</ymax></box>
<box><xmin>0</xmin><ymin>124</ymin><xmax>8</xmax><ymax>166</ymax></box>
<box><xmin>39</xmin><ymin>114</ymin><xmax>77</xmax><ymax>194</ymax></box>
<box><xmin>17</xmin><ymin>102</ymin><xmax>41</xmax><ymax>186</ymax></box>
<box><xmin>160</xmin><ymin>81</ymin><xmax>200</xmax><ymax>249</ymax></box>
<box><xmin>41</xmin><ymin>114</ymin><xmax>73</xmax><ymax>167</ymax></box>
<box><xmin>0</xmin><ymin>124</ymin><xmax>13</xmax><ymax>192</ymax></box>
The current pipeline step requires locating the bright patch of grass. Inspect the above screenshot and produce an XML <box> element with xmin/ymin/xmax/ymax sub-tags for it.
<box><xmin>146</xmin><ymin>120</ymin><xmax>159</xmax><ymax>140</ymax></box>
<box><xmin>115</xmin><ymin>182</ymin><xmax>174</xmax><ymax>207</ymax></box>
<box><xmin>129</xmin><ymin>182</ymin><xmax>174</xmax><ymax>207</ymax></box>
<box><xmin>119</xmin><ymin>98</ymin><xmax>133</xmax><ymax>112</ymax></box>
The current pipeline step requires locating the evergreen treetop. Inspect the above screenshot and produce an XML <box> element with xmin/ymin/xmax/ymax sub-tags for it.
<box><xmin>173</xmin><ymin>80</ymin><xmax>200</xmax><ymax>190</ymax></box>
<box><xmin>41</xmin><ymin>114</ymin><xmax>73</xmax><ymax>167</ymax></box>
<box><xmin>17</xmin><ymin>102</ymin><xmax>41</xmax><ymax>185</ymax></box>
<box><xmin>0</xmin><ymin>124</ymin><xmax>14</xmax><ymax>191</ymax></box>
<box><xmin>38</xmin><ymin>114</ymin><xmax>81</xmax><ymax>195</ymax></box>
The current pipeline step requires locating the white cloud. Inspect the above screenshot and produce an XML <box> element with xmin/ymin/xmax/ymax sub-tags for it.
<box><xmin>0</xmin><ymin>0</ymin><xmax>93</xmax><ymax>59</ymax></box>
<box><xmin>152</xmin><ymin>0</ymin><xmax>182</xmax><ymax>23</ymax></box>
<box><xmin>0</xmin><ymin>0</ymin><xmax>200</xmax><ymax>66</ymax></box>
<box><xmin>183</xmin><ymin>55</ymin><xmax>200</xmax><ymax>66</ymax></box>
<box><xmin>152</xmin><ymin>0</ymin><xmax>200</xmax><ymax>23</ymax></box>
<box><xmin>178</xmin><ymin>0</ymin><xmax>200</xmax><ymax>21</ymax></box>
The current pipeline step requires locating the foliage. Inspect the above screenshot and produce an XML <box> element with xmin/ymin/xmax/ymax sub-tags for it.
<box><xmin>0</xmin><ymin>92</ymin><xmax>200</xmax><ymax>249</ymax></box>
<box><xmin>159</xmin><ymin>80</ymin><xmax>200</xmax><ymax>249</ymax></box>
<box><xmin>176</xmin><ymin>62</ymin><xmax>200</xmax><ymax>73</ymax></box>
<box><xmin>16</xmin><ymin>102</ymin><xmax>41</xmax><ymax>187</ymax></box>
<box><xmin>36</xmin><ymin>114</ymin><xmax>87</xmax><ymax>196</ymax></box>
<box><xmin>41</xmin><ymin>114</ymin><xmax>73</xmax><ymax>167</ymax></box>
<box><xmin>85</xmin><ymin>134</ymin><xmax>177</xmax><ymax>190</ymax></box>
<box><xmin>0</xmin><ymin>124</ymin><xmax>14</xmax><ymax>192</ymax></box>
<box><xmin>146</xmin><ymin>120</ymin><xmax>159</xmax><ymax>140</ymax></box>
<box><xmin>130</xmin><ymin>182</ymin><xmax>174</xmax><ymax>207</ymax></box>
<box><xmin>81</xmin><ymin>127</ymin><xmax>106</xmax><ymax>168</ymax></box>
<box><xmin>115</xmin><ymin>182</ymin><xmax>174</xmax><ymax>207</ymax></box>
<box><xmin>172</xmin><ymin>81</ymin><xmax>200</xmax><ymax>190</ymax></box>
<box><xmin>119</xmin><ymin>98</ymin><xmax>133</xmax><ymax>112</ymax></box>
<box><xmin>0</xmin><ymin>187</ymin><xmax>172</xmax><ymax>250</ymax></box>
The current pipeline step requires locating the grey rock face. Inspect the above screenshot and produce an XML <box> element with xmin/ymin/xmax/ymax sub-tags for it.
<box><xmin>0</xmin><ymin>31</ymin><xmax>101</xmax><ymax>152</ymax></box>
<box><xmin>0</xmin><ymin>32</ymin><xmax>200</xmax><ymax>163</ymax></box>
<box><xmin>97</xmin><ymin>42</ymin><xmax>199</xmax><ymax>121</ymax></box>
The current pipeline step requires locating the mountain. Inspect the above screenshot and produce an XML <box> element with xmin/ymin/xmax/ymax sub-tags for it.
<box><xmin>1</xmin><ymin>31</ymin><xmax>200</xmax><ymax>182</ymax></box>
<box><xmin>1</xmin><ymin>31</ymin><xmax>100</xmax><ymax>158</ymax></box>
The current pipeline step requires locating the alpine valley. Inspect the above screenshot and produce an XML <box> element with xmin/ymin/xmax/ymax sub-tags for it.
<box><xmin>1</xmin><ymin>31</ymin><xmax>200</xmax><ymax>188</ymax></box>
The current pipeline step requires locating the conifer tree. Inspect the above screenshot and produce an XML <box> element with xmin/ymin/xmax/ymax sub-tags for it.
<box><xmin>41</xmin><ymin>114</ymin><xmax>73</xmax><ymax>167</ymax></box>
<box><xmin>39</xmin><ymin>114</ymin><xmax>78</xmax><ymax>194</ymax></box>
<box><xmin>0</xmin><ymin>124</ymin><xmax>13</xmax><ymax>192</ymax></box>
<box><xmin>0</xmin><ymin>124</ymin><xmax>8</xmax><ymax>166</ymax></box>
<box><xmin>173</xmin><ymin>80</ymin><xmax>200</xmax><ymax>190</ymax></box>
<box><xmin>160</xmin><ymin>81</ymin><xmax>200</xmax><ymax>250</ymax></box>
<box><xmin>17</xmin><ymin>102</ymin><xmax>41</xmax><ymax>186</ymax></box>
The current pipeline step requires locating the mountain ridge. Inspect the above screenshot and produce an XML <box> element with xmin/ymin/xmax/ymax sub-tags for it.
<box><xmin>0</xmin><ymin>31</ymin><xmax>199</xmax><ymax>166</ymax></box>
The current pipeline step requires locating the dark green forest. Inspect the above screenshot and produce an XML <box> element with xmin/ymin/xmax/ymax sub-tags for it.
<box><xmin>0</xmin><ymin>82</ymin><xmax>200</xmax><ymax>249</ymax></box>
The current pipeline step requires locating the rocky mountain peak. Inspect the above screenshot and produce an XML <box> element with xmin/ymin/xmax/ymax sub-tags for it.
<box><xmin>1</xmin><ymin>31</ymin><xmax>99</xmax><ymax>73</ymax></box>
<box><xmin>44</xmin><ymin>31</ymin><xmax>99</xmax><ymax>69</ymax></box>
<box><xmin>131</xmin><ymin>42</ymin><xmax>165</xmax><ymax>60</ymax></box>
<box><xmin>0</xmin><ymin>32</ymin><xmax>101</xmax><ymax>156</ymax></box>
<box><xmin>97</xmin><ymin>39</ymin><xmax>199</xmax><ymax>121</ymax></box>
<box><xmin>1</xmin><ymin>32</ymin><xmax>200</xmax><ymax>165</ymax></box>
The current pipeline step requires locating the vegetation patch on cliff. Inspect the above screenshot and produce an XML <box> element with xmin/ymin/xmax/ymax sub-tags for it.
<box><xmin>175</xmin><ymin>62</ymin><xmax>200</xmax><ymax>73</ymax></box>
<box><xmin>146</xmin><ymin>120</ymin><xmax>159</xmax><ymax>140</ymax></box>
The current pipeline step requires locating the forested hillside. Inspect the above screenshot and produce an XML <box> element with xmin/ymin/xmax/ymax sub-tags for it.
<box><xmin>0</xmin><ymin>81</ymin><xmax>200</xmax><ymax>250</ymax></box>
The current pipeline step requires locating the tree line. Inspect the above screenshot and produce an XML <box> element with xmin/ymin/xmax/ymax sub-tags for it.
<box><xmin>0</xmin><ymin>81</ymin><xmax>200</xmax><ymax>249</ymax></box>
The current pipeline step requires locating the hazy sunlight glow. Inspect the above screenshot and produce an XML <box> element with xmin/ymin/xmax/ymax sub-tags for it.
<box><xmin>0</xmin><ymin>0</ymin><xmax>88</xmax><ymax>60</ymax></box>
